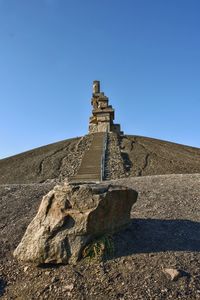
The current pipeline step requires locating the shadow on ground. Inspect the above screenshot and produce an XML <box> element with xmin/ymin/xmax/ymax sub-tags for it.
<box><xmin>0</xmin><ymin>278</ymin><xmax>6</xmax><ymax>297</ymax></box>
<box><xmin>113</xmin><ymin>218</ymin><xmax>200</xmax><ymax>258</ymax></box>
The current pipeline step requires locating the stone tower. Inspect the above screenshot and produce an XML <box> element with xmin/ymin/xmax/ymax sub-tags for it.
<box><xmin>89</xmin><ymin>81</ymin><xmax>123</xmax><ymax>134</ymax></box>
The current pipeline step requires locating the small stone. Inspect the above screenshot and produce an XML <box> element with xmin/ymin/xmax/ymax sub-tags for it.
<box><xmin>45</xmin><ymin>271</ymin><xmax>51</xmax><ymax>276</ymax></box>
<box><xmin>49</xmin><ymin>285</ymin><xmax>53</xmax><ymax>291</ymax></box>
<box><xmin>163</xmin><ymin>268</ymin><xmax>182</xmax><ymax>281</ymax></box>
<box><xmin>62</xmin><ymin>284</ymin><xmax>74</xmax><ymax>292</ymax></box>
<box><xmin>67</xmin><ymin>292</ymin><xmax>72</xmax><ymax>297</ymax></box>
<box><xmin>99</xmin><ymin>269</ymin><xmax>105</xmax><ymax>276</ymax></box>
<box><xmin>23</xmin><ymin>266</ymin><xmax>29</xmax><ymax>272</ymax></box>
<box><xmin>51</xmin><ymin>276</ymin><xmax>59</xmax><ymax>283</ymax></box>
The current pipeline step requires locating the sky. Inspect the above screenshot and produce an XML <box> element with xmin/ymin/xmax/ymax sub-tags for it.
<box><xmin>0</xmin><ymin>0</ymin><xmax>200</xmax><ymax>159</ymax></box>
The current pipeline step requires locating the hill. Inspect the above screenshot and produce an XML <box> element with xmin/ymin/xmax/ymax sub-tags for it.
<box><xmin>0</xmin><ymin>136</ymin><xmax>92</xmax><ymax>184</ymax></box>
<box><xmin>121</xmin><ymin>135</ymin><xmax>200</xmax><ymax>176</ymax></box>
<box><xmin>1</xmin><ymin>134</ymin><xmax>200</xmax><ymax>299</ymax></box>
<box><xmin>0</xmin><ymin>134</ymin><xmax>200</xmax><ymax>184</ymax></box>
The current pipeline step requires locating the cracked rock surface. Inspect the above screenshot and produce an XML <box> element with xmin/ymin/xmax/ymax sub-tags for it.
<box><xmin>13</xmin><ymin>182</ymin><xmax>137</xmax><ymax>265</ymax></box>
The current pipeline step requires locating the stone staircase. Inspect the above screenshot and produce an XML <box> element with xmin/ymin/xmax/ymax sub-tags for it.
<box><xmin>70</xmin><ymin>133</ymin><xmax>106</xmax><ymax>182</ymax></box>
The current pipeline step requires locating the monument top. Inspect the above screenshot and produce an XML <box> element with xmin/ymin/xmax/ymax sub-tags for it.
<box><xmin>93</xmin><ymin>80</ymin><xmax>100</xmax><ymax>94</ymax></box>
<box><xmin>88</xmin><ymin>81</ymin><xmax>123</xmax><ymax>135</ymax></box>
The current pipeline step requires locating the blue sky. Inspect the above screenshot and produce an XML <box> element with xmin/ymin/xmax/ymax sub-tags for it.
<box><xmin>0</xmin><ymin>0</ymin><xmax>200</xmax><ymax>158</ymax></box>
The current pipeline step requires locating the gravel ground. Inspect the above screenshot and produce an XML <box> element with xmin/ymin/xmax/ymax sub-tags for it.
<box><xmin>0</xmin><ymin>174</ymin><xmax>200</xmax><ymax>299</ymax></box>
<box><xmin>105</xmin><ymin>133</ymin><xmax>126</xmax><ymax>180</ymax></box>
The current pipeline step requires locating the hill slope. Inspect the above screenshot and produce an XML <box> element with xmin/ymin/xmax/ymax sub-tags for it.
<box><xmin>121</xmin><ymin>135</ymin><xmax>200</xmax><ymax>176</ymax></box>
<box><xmin>0</xmin><ymin>135</ymin><xmax>200</xmax><ymax>184</ymax></box>
<box><xmin>1</xmin><ymin>134</ymin><xmax>200</xmax><ymax>299</ymax></box>
<box><xmin>0</xmin><ymin>136</ymin><xmax>92</xmax><ymax>184</ymax></box>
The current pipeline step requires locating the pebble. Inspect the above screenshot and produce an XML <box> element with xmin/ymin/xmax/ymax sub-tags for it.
<box><xmin>163</xmin><ymin>268</ymin><xmax>182</xmax><ymax>281</ymax></box>
<box><xmin>62</xmin><ymin>284</ymin><xmax>74</xmax><ymax>292</ymax></box>
<box><xmin>45</xmin><ymin>271</ymin><xmax>51</xmax><ymax>276</ymax></box>
<box><xmin>24</xmin><ymin>266</ymin><xmax>29</xmax><ymax>272</ymax></box>
<box><xmin>51</xmin><ymin>276</ymin><xmax>59</xmax><ymax>283</ymax></box>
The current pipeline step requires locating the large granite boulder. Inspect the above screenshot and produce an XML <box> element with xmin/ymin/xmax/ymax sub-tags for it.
<box><xmin>14</xmin><ymin>182</ymin><xmax>137</xmax><ymax>264</ymax></box>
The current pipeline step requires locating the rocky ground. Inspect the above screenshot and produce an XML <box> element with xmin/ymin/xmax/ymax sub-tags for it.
<box><xmin>1</xmin><ymin>174</ymin><xmax>200</xmax><ymax>299</ymax></box>
<box><xmin>105</xmin><ymin>133</ymin><xmax>126</xmax><ymax>180</ymax></box>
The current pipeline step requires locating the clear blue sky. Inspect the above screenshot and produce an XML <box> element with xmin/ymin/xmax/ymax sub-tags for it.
<box><xmin>0</xmin><ymin>0</ymin><xmax>200</xmax><ymax>158</ymax></box>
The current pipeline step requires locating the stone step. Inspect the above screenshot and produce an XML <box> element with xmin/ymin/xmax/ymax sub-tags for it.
<box><xmin>71</xmin><ymin>174</ymin><xmax>100</xmax><ymax>179</ymax></box>
<box><xmin>77</xmin><ymin>167</ymin><xmax>101</xmax><ymax>171</ymax></box>
<box><xmin>70</xmin><ymin>133</ymin><xmax>106</xmax><ymax>182</ymax></box>
<box><xmin>77</xmin><ymin>171</ymin><xmax>101</xmax><ymax>175</ymax></box>
<box><xmin>70</xmin><ymin>176</ymin><xmax>101</xmax><ymax>182</ymax></box>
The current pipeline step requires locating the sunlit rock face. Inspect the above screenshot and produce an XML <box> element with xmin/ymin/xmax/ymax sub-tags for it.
<box><xmin>89</xmin><ymin>80</ymin><xmax>123</xmax><ymax>134</ymax></box>
<box><xmin>13</xmin><ymin>182</ymin><xmax>137</xmax><ymax>265</ymax></box>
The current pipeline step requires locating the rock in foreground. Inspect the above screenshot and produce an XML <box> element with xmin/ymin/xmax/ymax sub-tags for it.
<box><xmin>13</xmin><ymin>182</ymin><xmax>137</xmax><ymax>265</ymax></box>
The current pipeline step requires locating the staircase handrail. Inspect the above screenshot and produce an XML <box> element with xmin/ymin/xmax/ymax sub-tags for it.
<box><xmin>101</xmin><ymin>130</ymin><xmax>108</xmax><ymax>181</ymax></box>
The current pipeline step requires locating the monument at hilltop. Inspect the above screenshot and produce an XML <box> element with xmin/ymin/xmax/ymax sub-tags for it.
<box><xmin>89</xmin><ymin>81</ymin><xmax>123</xmax><ymax>135</ymax></box>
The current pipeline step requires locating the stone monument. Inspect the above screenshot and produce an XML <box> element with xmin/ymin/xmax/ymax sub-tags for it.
<box><xmin>89</xmin><ymin>81</ymin><xmax>123</xmax><ymax>134</ymax></box>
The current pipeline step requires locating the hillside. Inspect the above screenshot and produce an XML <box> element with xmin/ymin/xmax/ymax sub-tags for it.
<box><xmin>0</xmin><ymin>136</ymin><xmax>92</xmax><ymax>184</ymax></box>
<box><xmin>121</xmin><ymin>135</ymin><xmax>200</xmax><ymax>176</ymax></box>
<box><xmin>1</xmin><ymin>134</ymin><xmax>200</xmax><ymax>299</ymax></box>
<box><xmin>0</xmin><ymin>135</ymin><xmax>200</xmax><ymax>184</ymax></box>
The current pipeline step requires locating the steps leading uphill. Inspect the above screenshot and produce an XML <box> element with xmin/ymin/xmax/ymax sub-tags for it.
<box><xmin>70</xmin><ymin>133</ymin><xmax>106</xmax><ymax>182</ymax></box>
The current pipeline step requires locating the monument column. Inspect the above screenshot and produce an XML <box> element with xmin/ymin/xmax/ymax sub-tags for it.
<box><xmin>93</xmin><ymin>80</ymin><xmax>100</xmax><ymax>94</ymax></box>
<box><xmin>89</xmin><ymin>80</ymin><xmax>123</xmax><ymax>135</ymax></box>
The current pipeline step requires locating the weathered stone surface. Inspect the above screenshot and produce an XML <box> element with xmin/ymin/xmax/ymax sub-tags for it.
<box><xmin>13</xmin><ymin>182</ymin><xmax>137</xmax><ymax>265</ymax></box>
<box><xmin>89</xmin><ymin>80</ymin><xmax>123</xmax><ymax>134</ymax></box>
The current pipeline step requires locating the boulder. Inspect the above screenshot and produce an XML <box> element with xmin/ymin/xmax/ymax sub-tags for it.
<box><xmin>13</xmin><ymin>182</ymin><xmax>137</xmax><ymax>264</ymax></box>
